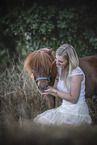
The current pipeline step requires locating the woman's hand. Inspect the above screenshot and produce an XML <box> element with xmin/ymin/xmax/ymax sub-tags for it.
<box><xmin>38</xmin><ymin>89</ymin><xmax>48</xmax><ymax>95</ymax></box>
<box><xmin>38</xmin><ymin>86</ymin><xmax>58</xmax><ymax>96</ymax></box>
<box><xmin>44</xmin><ymin>86</ymin><xmax>56</xmax><ymax>94</ymax></box>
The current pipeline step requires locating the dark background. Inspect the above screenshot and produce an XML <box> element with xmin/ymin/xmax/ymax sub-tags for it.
<box><xmin>0</xmin><ymin>0</ymin><xmax>97</xmax><ymax>72</ymax></box>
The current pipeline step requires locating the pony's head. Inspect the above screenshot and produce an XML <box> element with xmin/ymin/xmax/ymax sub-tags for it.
<box><xmin>24</xmin><ymin>48</ymin><xmax>57</xmax><ymax>92</ymax></box>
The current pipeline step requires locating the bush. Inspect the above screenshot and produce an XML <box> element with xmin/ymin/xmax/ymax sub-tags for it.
<box><xmin>0</xmin><ymin>3</ymin><xmax>97</xmax><ymax>71</ymax></box>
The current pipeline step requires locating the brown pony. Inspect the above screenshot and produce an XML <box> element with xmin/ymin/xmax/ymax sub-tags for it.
<box><xmin>24</xmin><ymin>48</ymin><xmax>57</xmax><ymax>91</ymax></box>
<box><xmin>24</xmin><ymin>48</ymin><xmax>97</xmax><ymax>105</ymax></box>
<box><xmin>79</xmin><ymin>55</ymin><xmax>97</xmax><ymax>98</ymax></box>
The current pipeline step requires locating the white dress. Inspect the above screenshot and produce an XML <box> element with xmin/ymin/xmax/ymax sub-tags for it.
<box><xmin>33</xmin><ymin>67</ymin><xmax>92</xmax><ymax>127</ymax></box>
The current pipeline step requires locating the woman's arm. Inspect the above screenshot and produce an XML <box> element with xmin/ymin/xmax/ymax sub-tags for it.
<box><xmin>44</xmin><ymin>74</ymin><xmax>83</xmax><ymax>104</ymax></box>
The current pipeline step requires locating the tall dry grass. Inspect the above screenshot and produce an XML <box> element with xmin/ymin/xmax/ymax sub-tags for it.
<box><xmin>0</xmin><ymin>60</ymin><xmax>97</xmax><ymax>145</ymax></box>
<box><xmin>0</xmin><ymin>60</ymin><xmax>55</xmax><ymax>131</ymax></box>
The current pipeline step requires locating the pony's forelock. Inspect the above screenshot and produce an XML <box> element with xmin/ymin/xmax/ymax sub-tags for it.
<box><xmin>24</xmin><ymin>50</ymin><xmax>54</xmax><ymax>76</ymax></box>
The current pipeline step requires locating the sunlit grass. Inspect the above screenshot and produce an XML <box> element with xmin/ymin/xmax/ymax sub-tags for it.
<box><xmin>0</xmin><ymin>59</ymin><xmax>97</xmax><ymax>144</ymax></box>
<box><xmin>0</xmin><ymin>60</ymin><xmax>53</xmax><ymax>130</ymax></box>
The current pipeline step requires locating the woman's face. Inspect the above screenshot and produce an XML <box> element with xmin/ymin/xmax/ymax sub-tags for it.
<box><xmin>55</xmin><ymin>55</ymin><xmax>68</xmax><ymax>68</ymax></box>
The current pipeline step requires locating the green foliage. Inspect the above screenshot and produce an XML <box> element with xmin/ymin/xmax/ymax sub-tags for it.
<box><xmin>0</xmin><ymin>3</ymin><xmax>97</xmax><ymax>70</ymax></box>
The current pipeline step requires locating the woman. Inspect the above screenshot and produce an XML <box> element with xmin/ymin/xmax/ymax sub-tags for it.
<box><xmin>33</xmin><ymin>44</ymin><xmax>92</xmax><ymax>127</ymax></box>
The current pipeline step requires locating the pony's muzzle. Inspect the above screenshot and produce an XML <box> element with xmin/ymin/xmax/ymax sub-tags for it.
<box><xmin>38</xmin><ymin>84</ymin><xmax>48</xmax><ymax>92</ymax></box>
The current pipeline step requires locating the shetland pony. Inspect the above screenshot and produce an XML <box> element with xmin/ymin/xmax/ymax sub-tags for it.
<box><xmin>79</xmin><ymin>55</ymin><xmax>97</xmax><ymax>98</ymax></box>
<box><xmin>24</xmin><ymin>48</ymin><xmax>57</xmax><ymax>108</ymax></box>
<box><xmin>24</xmin><ymin>48</ymin><xmax>97</xmax><ymax>107</ymax></box>
<box><xmin>24</xmin><ymin>48</ymin><xmax>57</xmax><ymax>90</ymax></box>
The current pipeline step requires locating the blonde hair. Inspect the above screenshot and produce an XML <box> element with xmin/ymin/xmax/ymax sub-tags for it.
<box><xmin>56</xmin><ymin>44</ymin><xmax>79</xmax><ymax>90</ymax></box>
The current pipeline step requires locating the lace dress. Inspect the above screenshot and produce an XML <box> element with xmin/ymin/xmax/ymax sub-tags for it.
<box><xmin>33</xmin><ymin>67</ymin><xmax>92</xmax><ymax>127</ymax></box>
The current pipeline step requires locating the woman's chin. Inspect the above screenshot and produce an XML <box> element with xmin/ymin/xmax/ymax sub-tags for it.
<box><xmin>56</xmin><ymin>65</ymin><xmax>61</xmax><ymax>68</ymax></box>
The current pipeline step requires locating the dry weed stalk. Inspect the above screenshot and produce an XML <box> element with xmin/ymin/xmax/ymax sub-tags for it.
<box><xmin>0</xmin><ymin>60</ymin><xmax>97</xmax><ymax>133</ymax></box>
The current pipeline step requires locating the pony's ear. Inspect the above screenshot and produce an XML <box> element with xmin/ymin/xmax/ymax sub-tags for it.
<box><xmin>28</xmin><ymin>50</ymin><xmax>32</xmax><ymax>55</ymax></box>
<box><xmin>48</xmin><ymin>48</ymin><xmax>53</xmax><ymax>54</ymax></box>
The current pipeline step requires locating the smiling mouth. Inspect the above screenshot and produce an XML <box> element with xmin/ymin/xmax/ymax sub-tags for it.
<box><xmin>56</xmin><ymin>64</ymin><xmax>61</xmax><ymax>67</ymax></box>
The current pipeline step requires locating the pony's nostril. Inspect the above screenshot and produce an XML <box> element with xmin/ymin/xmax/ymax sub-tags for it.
<box><xmin>46</xmin><ymin>84</ymin><xmax>48</xmax><ymax>89</ymax></box>
<box><xmin>38</xmin><ymin>86</ymin><xmax>44</xmax><ymax>92</ymax></box>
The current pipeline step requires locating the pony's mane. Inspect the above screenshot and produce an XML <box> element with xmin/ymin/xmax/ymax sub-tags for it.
<box><xmin>24</xmin><ymin>48</ymin><xmax>55</xmax><ymax>77</ymax></box>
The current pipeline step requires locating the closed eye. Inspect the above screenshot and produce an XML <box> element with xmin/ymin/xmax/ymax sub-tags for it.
<box><xmin>55</xmin><ymin>58</ymin><xmax>64</xmax><ymax>63</ymax></box>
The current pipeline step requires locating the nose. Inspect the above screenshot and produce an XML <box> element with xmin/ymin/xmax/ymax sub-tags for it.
<box><xmin>56</xmin><ymin>61</ymin><xmax>60</xmax><ymax>65</ymax></box>
<box><xmin>56</xmin><ymin>60</ymin><xmax>59</xmax><ymax>64</ymax></box>
<box><xmin>37</xmin><ymin>80</ymin><xmax>48</xmax><ymax>91</ymax></box>
<box><xmin>38</xmin><ymin>84</ymin><xmax>48</xmax><ymax>93</ymax></box>
<box><xmin>55</xmin><ymin>59</ymin><xmax>60</xmax><ymax>64</ymax></box>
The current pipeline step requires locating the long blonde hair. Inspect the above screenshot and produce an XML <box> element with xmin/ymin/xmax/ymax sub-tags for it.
<box><xmin>56</xmin><ymin>44</ymin><xmax>79</xmax><ymax>90</ymax></box>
